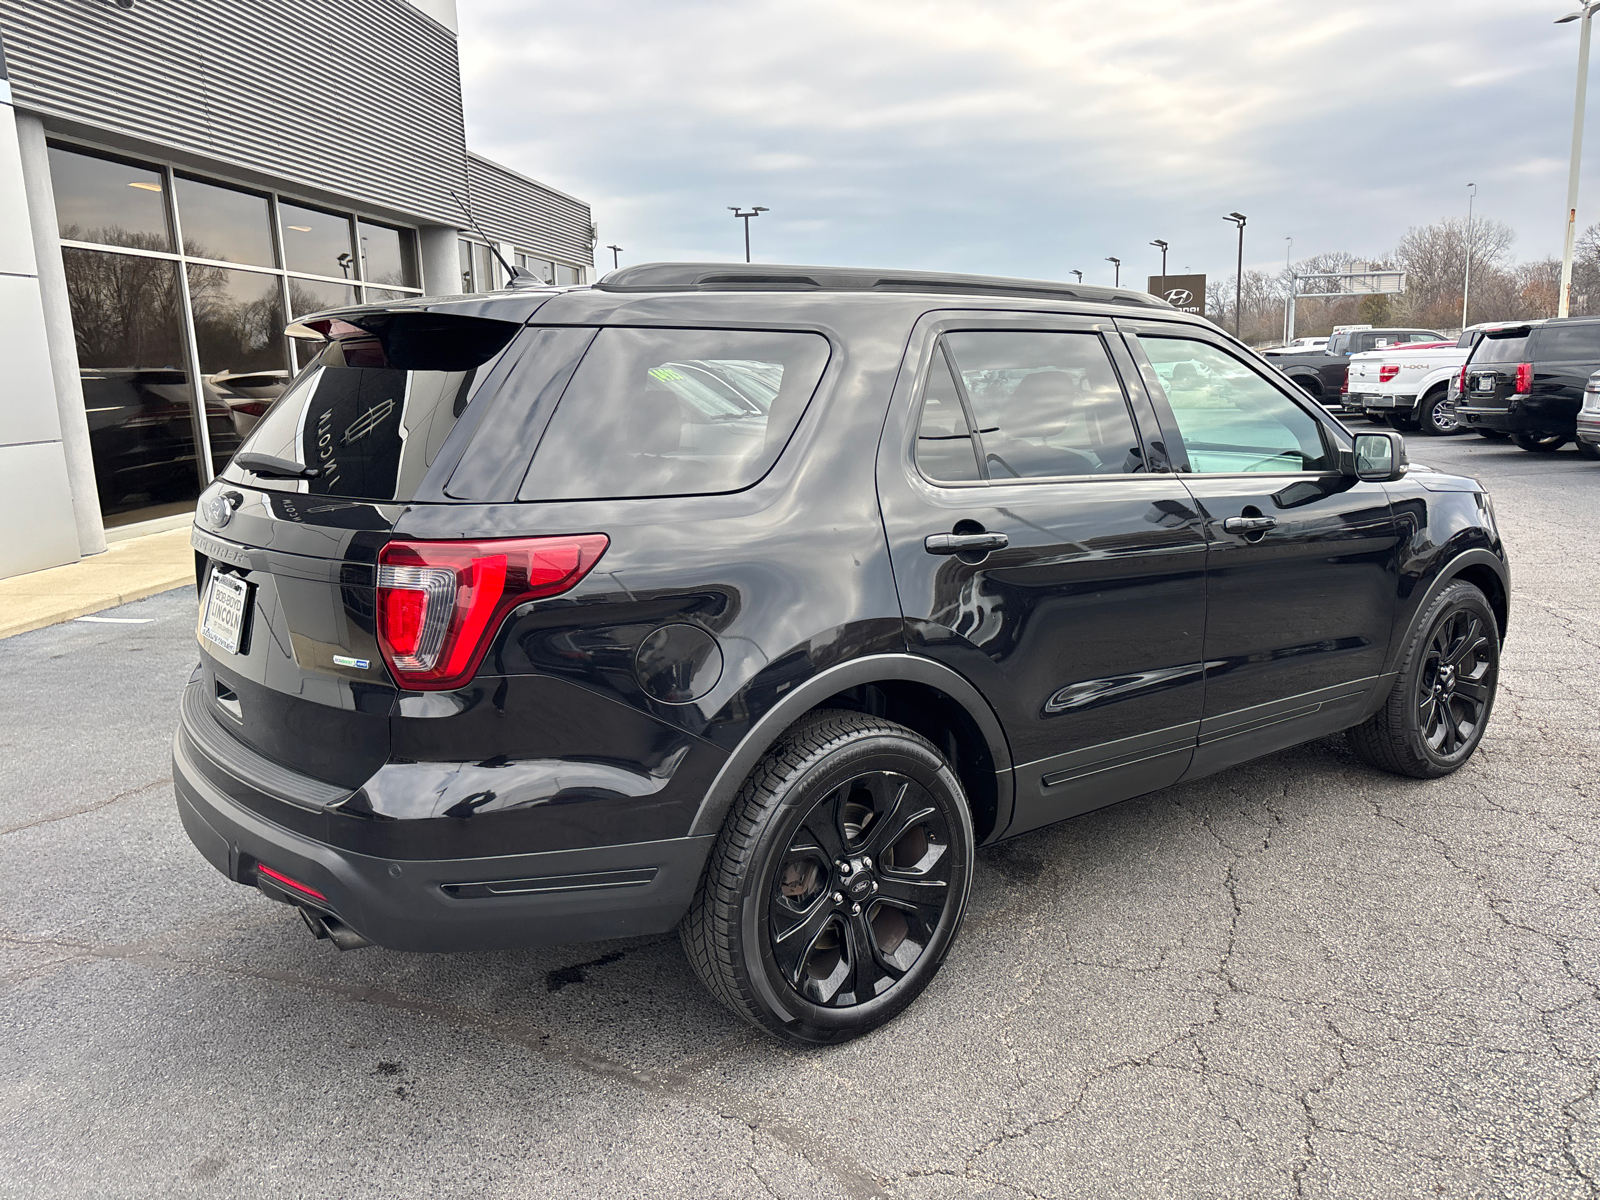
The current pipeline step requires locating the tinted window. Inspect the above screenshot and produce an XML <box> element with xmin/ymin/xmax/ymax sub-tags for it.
<box><xmin>943</xmin><ymin>330</ymin><xmax>1143</xmax><ymax>478</ymax></box>
<box><xmin>280</xmin><ymin>203</ymin><xmax>355</xmax><ymax>278</ymax></box>
<box><xmin>49</xmin><ymin>145</ymin><xmax>171</xmax><ymax>251</ymax></box>
<box><xmin>174</xmin><ymin>176</ymin><xmax>275</xmax><ymax>267</ymax></box>
<box><xmin>357</xmin><ymin>221</ymin><xmax>417</xmax><ymax>288</ymax></box>
<box><xmin>914</xmin><ymin>349</ymin><xmax>981</xmax><ymax>483</ymax></box>
<box><xmin>519</xmin><ymin>328</ymin><xmax>831</xmax><ymax>500</ymax></box>
<box><xmin>1536</xmin><ymin>323</ymin><xmax>1600</xmax><ymax>361</ymax></box>
<box><xmin>1141</xmin><ymin>337</ymin><xmax>1331</xmax><ymax>473</ymax></box>
<box><xmin>1475</xmin><ymin>331</ymin><xmax>1534</xmax><ymax>364</ymax></box>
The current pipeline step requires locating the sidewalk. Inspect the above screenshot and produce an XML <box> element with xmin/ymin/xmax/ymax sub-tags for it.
<box><xmin>0</xmin><ymin>526</ymin><xmax>196</xmax><ymax>640</ymax></box>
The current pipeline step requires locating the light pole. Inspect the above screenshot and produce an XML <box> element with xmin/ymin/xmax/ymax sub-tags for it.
<box><xmin>1224</xmin><ymin>212</ymin><xmax>1247</xmax><ymax>338</ymax></box>
<box><xmin>606</xmin><ymin>244</ymin><xmax>623</xmax><ymax>270</ymax></box>
<box><xmin>729</xmin><ymin>206</ymin><xmax>768</xmax><ymax>263</ymax></box>
<box><xmin>1149</xmin><ymin>239</ymin><xmax>1168</xmax><ymax>290</ymax></box>
<box><xmin>1462</xmin><ymin>183</ymin><xmax>1476</xmax><ymax>328</ymax></box>
<box><xmin>1283</xmin><ymin>236</ymin><xmax>1293</xmax><ymax>345</ymax></box>
<box><xmin>1556</xmin><ymin>3</ymin><xmax>1600</xmax><ymax>317</ymax></box>
<box><xmin>1106</xmin><ymin>256</ymin><xmax>1121</xmax><ymax>286</ymax></box>
<box><xmin>1070</xmin><ymin>269</ymin><xmax>1083</xmax><ymax>282</ymax></box>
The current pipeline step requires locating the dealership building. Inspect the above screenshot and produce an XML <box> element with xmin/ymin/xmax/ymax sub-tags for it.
<box><xmin>0</xmin><ymin>0</ymin><xmax>593</xmax><ymax>580</ymax></box>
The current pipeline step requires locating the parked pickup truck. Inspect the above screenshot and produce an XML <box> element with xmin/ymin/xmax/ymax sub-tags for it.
<box><xmin>1264</xmin><ymin>325</ymin><xmax>1447</xmax><ymax>408</ymax></box>
<box><xmin>1344</xmin><ymin>322</ymin><xmax>1544</xmax><ymax>436</ymax></box>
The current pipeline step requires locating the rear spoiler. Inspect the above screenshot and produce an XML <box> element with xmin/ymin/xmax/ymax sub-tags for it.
<box><xmin>286</xmin><ymin>296</ymin><xmax>549</xmax><ymax>372</ymax></box>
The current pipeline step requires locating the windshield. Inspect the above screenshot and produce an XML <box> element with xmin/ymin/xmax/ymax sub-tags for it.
<box><xmin>1474</xmin><ymin>331</ymin><xmax>1533</xmax><ymax>365</ymax></box>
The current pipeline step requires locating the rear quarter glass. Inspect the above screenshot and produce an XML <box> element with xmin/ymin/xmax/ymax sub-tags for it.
<box><xmin>516</xmin><ymin>327</ymin><xmax>831</xmax><ymax>501</ymax></box>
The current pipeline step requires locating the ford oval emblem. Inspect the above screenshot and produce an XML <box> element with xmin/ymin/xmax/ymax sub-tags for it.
<box><xmin>201</xmin><ymin>487</ymin><xmax>242</xmax><ymax>528</ymax></box>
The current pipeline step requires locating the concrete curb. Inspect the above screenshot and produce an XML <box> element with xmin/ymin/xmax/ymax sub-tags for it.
<box><xmin>0</xmin><ymin>527</ymin><xmax>195</xmax><ymax>640</ymax></box>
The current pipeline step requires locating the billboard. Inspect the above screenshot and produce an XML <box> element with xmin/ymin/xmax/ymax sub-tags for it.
<box><xmin>1149</xmin><ymin>274</ymin><xmax>1206</xmax><ymax>317</ymax></box>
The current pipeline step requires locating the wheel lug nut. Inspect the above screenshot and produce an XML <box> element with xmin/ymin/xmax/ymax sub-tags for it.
<box><xmin>850</xmin><ymin>903</ymin><xmax>862</xmax><ymax>915</ymax></box>
<box><xmin>832</xmin><ymin>892</ymin><xmax>845</xmax><ymax>905</ymax></box>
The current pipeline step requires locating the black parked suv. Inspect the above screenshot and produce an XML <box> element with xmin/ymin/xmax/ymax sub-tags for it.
<box><xmin>175</xmin><ymin>263</ymin><xmax>1511</xmax><ymax>1044</ymax></box>
<box><xmin>1459</xmin><ymin>317</ymin><xmax>1600</xmax><ymax>456</ymax></box>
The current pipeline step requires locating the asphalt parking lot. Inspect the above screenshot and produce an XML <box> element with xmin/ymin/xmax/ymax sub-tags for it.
<box><xmin>3</xmin><ymin>431</ymin><xmax>1598</xmax><ymax>1199</ymax></box>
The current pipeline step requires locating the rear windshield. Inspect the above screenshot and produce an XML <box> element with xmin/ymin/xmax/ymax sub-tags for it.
<box><xmin>1474</xmin><ymin>330</ymin><xmax>1533</xmax><ymax>364</ymax></box>
<box><xmin>518</xmin><ymin>327</ymin><xmax>830</xmax><ymax>500</ymax></box>
<box><xmin>224</xmin><ymin>313</ymin><xmax>519</xmax><ymax>500</ymax></box>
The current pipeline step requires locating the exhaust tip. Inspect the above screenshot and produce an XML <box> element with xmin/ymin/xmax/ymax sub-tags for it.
<box><xmin>297</xmin><ymin>906</ymin><xmax>374</xmax><ymax>951</ymax></box>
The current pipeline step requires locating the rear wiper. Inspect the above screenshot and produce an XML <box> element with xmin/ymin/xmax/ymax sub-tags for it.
<box><xmin>234</xmin><ymin>452</ymin><xmax>321</xmax><ymax>480</ymax></box>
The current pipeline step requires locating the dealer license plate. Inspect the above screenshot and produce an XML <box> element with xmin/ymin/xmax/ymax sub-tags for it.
<box><xmin>200</xmin><ymin>570</ymin><xmax>252</xmax><ymax>656</ymax></box>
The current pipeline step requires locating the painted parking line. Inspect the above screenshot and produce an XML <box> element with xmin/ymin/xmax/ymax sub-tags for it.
<box><xmin>74</xmin><ymin>616</ymin><xmax>155</xmax><ymax>624</ymax></box>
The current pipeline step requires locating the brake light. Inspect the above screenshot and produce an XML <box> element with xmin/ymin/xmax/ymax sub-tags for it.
<box><xmin>1379</xmin><ymin>365</ymin><xmax>1400</xmax><ymax>382</ymax></box>
<box><xmin>375</xmin><ymin>534</ymin><xmax>608</xmax><ymax>690</ymax></box>
<box><xmin>1516</xmin><ymin>362</ymin><xmax>1533</xmax><ymax>394</ymax></box>
<box><xmin>1458</xmin><ymin>365</ymin><xmax>1469</xmax><ymax>396</ymax></box>
<box><xmin>1341</xmin><ymin>378</ymin><xmax>1348</xmax><ymax>395</ymax></box>
<box><xmin>230</xmin><ymin>400</ymin><xmax>273</xmax><ymax>417</ymax></box>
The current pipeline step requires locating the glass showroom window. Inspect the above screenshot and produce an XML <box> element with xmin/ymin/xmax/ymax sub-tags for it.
<box><xmin>49</xmin><ymin>143</ymin><xmax>422</xmax><ymax>526</ymax></box>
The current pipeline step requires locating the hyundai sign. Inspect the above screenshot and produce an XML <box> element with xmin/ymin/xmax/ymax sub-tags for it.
<box><xmin>1148</xmin><ymin>274</ymin><xmax>1206</xmax><ymax>317</ymax></box>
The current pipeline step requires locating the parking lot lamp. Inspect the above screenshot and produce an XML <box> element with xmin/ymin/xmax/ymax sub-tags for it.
<box><xmin>1556</xmin><ymin>3</ymin><xmax>1600</xmax><ymax>317</ymax></box>
<box><xmin>1106</xmin><ymin>256</ymin><xmax>1121</xmax><ymax>286</ymax></box>
<box><xmin>1224</xmin><ymin>212</ymin><xmax>1247</xmax><ymax>337</ymax></box>
<box><xmin>1150</xmin><ymin>239</ymin><xmax>1168</xmax><ymax>287</ymax></box>
<box><xmin>607</xmin><ymin>244</ymin><xmax>623</xmax><ymax>270</ymax></box>
<box><xmin>1071</xmin><ymin>269</ymin><xmax>1083</xmax><ymax>282</ymax></box>
<box><xmin>729</xmin><ymin>206</ymin><xmax>768</xmax><ymax>263</ymax></box>
<box><xmin>1463</xmin><ymin>184</ymin><xmax>1476</xmax><ymax>327</ymax></box>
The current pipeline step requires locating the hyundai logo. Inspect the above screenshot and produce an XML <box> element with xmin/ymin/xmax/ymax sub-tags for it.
<box><xmin>1164</xmin><ymin>288</ymin><xmax>1194</xmax><ymax>306</ymax></box>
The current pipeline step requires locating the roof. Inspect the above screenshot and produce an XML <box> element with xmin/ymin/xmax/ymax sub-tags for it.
<box><xmin>593</xmin><ymin>262</ymin><xmax>1173</xmax><ymax>309</ymax></box>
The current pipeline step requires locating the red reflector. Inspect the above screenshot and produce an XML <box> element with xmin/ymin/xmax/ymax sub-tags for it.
<box><xmin>1516</xmin><ymin>362</ymin><xmax>1533</xmax><ymax>394</ymax></box>
<box><xmin>1378</xmin><ymin>365</ymin><xmax>1400</xmax><ymax>382</ymax></box>
<box><xmin>258</xmin><ymin>863</ymin><xmax>327</xmax><ymax>902</ymax></box>
<box><xmin>375</xmin><ymin>534</ymin><xmax>609</xmax><ymax>690</ymax></box>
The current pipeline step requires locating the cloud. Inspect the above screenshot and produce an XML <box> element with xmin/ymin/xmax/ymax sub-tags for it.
<box><xmin>457</xmin><ymin>0</ymin><xmax>1600</xmax><ymax>280</ymax></box>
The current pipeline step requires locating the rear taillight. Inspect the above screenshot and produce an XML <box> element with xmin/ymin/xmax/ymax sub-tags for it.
<box><xmin>230</xmin><ymin>400</ymin><xmax>273</xmax><ymax>417</ymax></box>
<box><xmin>375</xmin><ymin>535</ymin><xmax>609</xmax><ymax>690</ymax></box>
<box><xmin>1515</xmin><ymin>362</ymin><xmax>1533</xmax><ymax>394</ymax></box>
<box><xmin>1378</xmin><ymin>365</ymin><xmax>1400</xmax><ymax>382</ymax></box>
<box><xmin>1458</xmin><ymin>365</ymin><xmax>1469</xmax><ymax>396</ymax></box>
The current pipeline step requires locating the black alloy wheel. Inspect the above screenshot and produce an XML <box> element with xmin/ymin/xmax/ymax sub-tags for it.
<box><xmin>681</xmin><ymin>710</ymin><xmax>974</xmax><ymax>1044</ymax></box>
<box><xmin>1419</xmin><ymin>388</ymin><xmax>1460</xmax><ymax>436</ymax></box>
<box><xmin>1511</xmin><ymin>432</ymin><xmax>1569</xmax><ymax>452</ymax></box>
<box><xmin>1349</xmin><ymin>581</ymin><xmax>1499</xmax><ymax>779</ymax></box>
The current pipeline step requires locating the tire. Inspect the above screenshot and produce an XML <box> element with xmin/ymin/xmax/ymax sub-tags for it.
<box><xmin>1387</xmin><ymin>412</ymin><xmax>1420</xmax><ymax>432</ymax></box>
<box><xmin>681</xmin><ymin>709</ymin><xmax>975</xmax><ymax>1045</ymax></box>
<box><xmin>1576</xmin><ymin>440</ymin><xmax>1600</xmax><ymax>460</ymax></box>
<box><xmin>1348</xmin><ymin>581</ymin><xmax>1499</xmax><ymax>779</ymax></box>
<box><xmin>1511</xmin><ymin>432</ymin><xmax>1569</xmax><ymax>452</ymax></box>
<box><xmin>1418</xmin><ymin>388</ymin><xmax>1460</xmax><ymax>436</ymax></box>
<box><xmin>1476</xmin><ymin>428</ymin><xmax>1510</xmax><ymax>440</ymax></box>
<box><xmin>1291</xmin><ymin>377</ymin><xmax>1321</xmax><ymax>401</ymax></box>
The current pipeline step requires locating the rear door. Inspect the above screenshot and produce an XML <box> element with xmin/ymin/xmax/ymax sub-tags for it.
<box><xmin>876</xmin><ymin>311</ymin><xmax>1209</xmax><ymax>838</ymax></box>
<box><xmin>190</xmin><ymin>306</ymin><xmax>564</xmax><ymax>786</ymax></box>
<box><xmin>1118</xmin><ymin>320</ymin><xmax>1404</xmax><ymax>776</ymax></box>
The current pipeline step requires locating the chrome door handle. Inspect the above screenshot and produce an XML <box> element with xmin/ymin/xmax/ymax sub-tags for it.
<box><xmin>924</xmin><ymin>532</ymin><xmax>1009</xmax><ymax>555</ymax></box>
<box><xmin>1222</xmin><ymin>516</ymin><xmax>1277</xmax><ymax>534</ymax></box>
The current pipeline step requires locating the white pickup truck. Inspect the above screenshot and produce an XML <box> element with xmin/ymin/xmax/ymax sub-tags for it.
<box><xmin>1343</xmin><ymin>322</ymin><xmax>1538</xmax><ymax>436</ymax></box>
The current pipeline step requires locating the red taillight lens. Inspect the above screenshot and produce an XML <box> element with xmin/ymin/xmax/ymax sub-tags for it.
<box><xmin>1379</xmin><ymin>365</ymin><xmax>1400</xmax><ymax>382</ymax></box>
<box><xmin>1516</xmin><ymin>362</ymin><xmax>1533</xmax><ymax>394</ymax></box>
<box><xmin>230</xmin><ymin>400</ymin><xmax>273</xmax><ymax>417</ymax></box>
<box><xmin>375</xmin><ymin>534</ymin><xmax>608</xmax><ymax>690</ymax></box>
<box><xmin>1458</xmin><ymin>365</ymin><xmax>1469</xmax><ymax>396</ymax></box>
<box><xmin>1341</xmin><ymin>378</ymin><xmax>1348</xmax><ymax>395</ymax></box>
<box><xmin>257</xmin><ymin>863</ymin><xmax>327</xmax><ymax>902</ymax></box>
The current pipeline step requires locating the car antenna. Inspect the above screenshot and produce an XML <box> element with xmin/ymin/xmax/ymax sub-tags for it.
<box><xmin>447</xmin><ymin>188</ymin><xmax>533</xmax><ymax>288</ymax></box>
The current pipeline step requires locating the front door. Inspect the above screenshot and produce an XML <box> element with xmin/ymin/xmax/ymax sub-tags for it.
<box><xmin>1118</xmin><ymin>321</ymin><xmax>1404</xmax><ymax>777</ymax></box>
<box><xmin>876</xmin><ymin>312</ymin><xmax>1210</xmax><ymax>838</ymax></box>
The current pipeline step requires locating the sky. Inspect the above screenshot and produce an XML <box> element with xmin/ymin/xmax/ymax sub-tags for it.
<box><xmin>457</xmin><ymin>0</ymin><xmax>1600</xmax><ymax>287</ymax></box>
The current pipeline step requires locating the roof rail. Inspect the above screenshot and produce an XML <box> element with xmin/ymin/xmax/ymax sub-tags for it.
<box><xmin>593</xmin><ymin>262</ymin><xmax>1172</xmax><ymax>308</ymax></box>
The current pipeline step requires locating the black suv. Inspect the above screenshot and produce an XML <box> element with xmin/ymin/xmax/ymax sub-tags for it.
<box><xmin>1459</xmin><ymin>317</ymin><xmax>1600</xmax><ymax>456</ymax></box>
<box><xmin>175</xmin><ymin>263</ymin><xmax>1510</xmax><ymax>1044</ymax></box>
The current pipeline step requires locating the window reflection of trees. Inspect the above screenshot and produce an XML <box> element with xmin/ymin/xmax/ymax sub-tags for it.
<box><xmin>61</xmin><ymin>241</ymin><xmax>185</xmax><ymax>369</ymax></box>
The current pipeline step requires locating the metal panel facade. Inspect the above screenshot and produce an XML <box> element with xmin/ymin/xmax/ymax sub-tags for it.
<box><xmin>468</xmin><ymin>153</ymin><xmax>592</xmax><ymax>267</ymax></box>
<box><xmin>0</xmin><ymin>0</ymin><xmax>469</xmax><ymax>227</ymax></box>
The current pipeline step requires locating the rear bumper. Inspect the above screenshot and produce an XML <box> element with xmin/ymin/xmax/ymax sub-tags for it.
<box><xmin>1459</xmin><ymin>397</ymin><xmax>1575</xmax><ymax>437</ymax></box>
<box><xmin>1577</xmin><ymin>413</ymin><xmax>1600</xmax><ymax>445</ymax></box>
<box><xmin>173</xmin><ymin>730</ymin><xmax>712</xmax><ymax>953</ymax></box>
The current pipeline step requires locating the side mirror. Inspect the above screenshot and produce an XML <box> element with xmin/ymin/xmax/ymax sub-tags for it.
<box><xmin>1351</xmin><ymin>430</ymin><xmax>1408</xmax><ymax>482</ymax></box>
